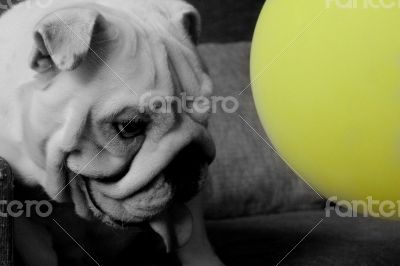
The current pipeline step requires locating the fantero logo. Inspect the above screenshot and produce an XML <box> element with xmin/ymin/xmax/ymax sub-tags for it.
<box><xmin>326</xmin><ymin>0</ymin><xmax>400</xmax><ymax>9</ymax></box>
<box><xmin>0</xmin><ymin>200</ymin><xmax>53</xmax><ymax>218</ymax></box>
<box><xmin>0</xmin><ymin>0</ymin><xmax>54</xmax><ymax>11</ymax></box>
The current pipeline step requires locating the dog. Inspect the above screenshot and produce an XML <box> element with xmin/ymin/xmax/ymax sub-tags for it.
<box><xmin>0</xmin><ymin>0</ymin><xmax>223</xmax><ymax>265</ymax></box>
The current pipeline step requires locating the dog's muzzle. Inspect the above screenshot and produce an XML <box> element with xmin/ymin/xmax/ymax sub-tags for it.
<box><xmin>68</xmin><ymin>135</ymin><xmax>214</xmax><ymax>226</ymax></box>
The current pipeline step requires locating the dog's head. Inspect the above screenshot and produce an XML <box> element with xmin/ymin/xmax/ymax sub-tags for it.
<box><xmin>19</xmin><ymin>0</ymin><xmax>215</xmax><ymax>228</ymax></box>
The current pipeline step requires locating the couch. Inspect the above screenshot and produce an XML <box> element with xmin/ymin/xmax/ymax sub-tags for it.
<box><xmin>200</xmin><ymin>42</ymin><xmax>400</xmax><ymax>266</ymax></box>
<box><xmin>2</xmin><ymin>41</ymin><xmax>400</xmax><ymax>266</ymax></box>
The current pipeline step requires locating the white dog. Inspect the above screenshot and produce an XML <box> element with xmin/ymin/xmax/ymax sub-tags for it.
<box><xmin>0</xmin><ymin>0</ymin><xmax>223</xmax><ymax>265</ymax></box>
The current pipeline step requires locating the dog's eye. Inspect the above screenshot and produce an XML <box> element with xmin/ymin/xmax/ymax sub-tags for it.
<box><xmin>113</xmin><ymin>120</ymin><xmax>146</xmax><ymax>139</ymax></box>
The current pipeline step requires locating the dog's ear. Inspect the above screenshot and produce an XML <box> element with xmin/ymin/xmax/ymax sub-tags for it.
<box><xmin>168</xmin><ymin>1</ymin><xmax>201</xmax><ymax>44</ymax></box>
<box><xmin>180</xmin><ymin>9</ymin><xmax>201</xmax><ymax>44</ymax></box>
<box><xmin>30</xmin><ymin>8</ymin><xmax>108</xmax><ymax>73</ymax></box>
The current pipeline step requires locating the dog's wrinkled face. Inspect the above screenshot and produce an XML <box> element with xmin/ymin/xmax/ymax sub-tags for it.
<box><xmin>18</xmin><ymin>0</ymin><xmax>215</xmax><ymax>226</ymax></box>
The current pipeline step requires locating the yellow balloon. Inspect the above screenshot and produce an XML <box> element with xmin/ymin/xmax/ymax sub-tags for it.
<box><xmin>251</xmin><ymin>0</ymin><xmax>400</xmax><ymax>218</ymax></box>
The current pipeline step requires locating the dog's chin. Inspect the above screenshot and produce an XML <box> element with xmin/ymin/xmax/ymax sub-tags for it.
<box><xmin>67</xmin><ymin>166</ymin><xmax>206</xmax><ymax>228</ymax></box>
<box><xmin>68</xmin><ymin>170</ymin><xmax>175</xmax><ymax>227</ymax></box>
<box><xmin>65</xmin><ymin>144</ymin><xmax>209</xmax><ymax>227</ymax></box>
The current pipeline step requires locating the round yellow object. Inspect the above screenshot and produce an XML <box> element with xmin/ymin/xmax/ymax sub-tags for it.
<box><xmin>251</xmin><ymin>0</ymin><xmax>400</xmax><ymax>218</ymax></box>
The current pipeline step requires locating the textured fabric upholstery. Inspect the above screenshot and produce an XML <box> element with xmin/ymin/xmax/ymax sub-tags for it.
<box><xmin>186</xmin><ymin>0</ymin><xmax>264</xmax><ymax>43</ymax></box>
<box><xmin>207</xmin><ymin>210</ymin><xmax>400</xmax><ymax>266</ymax></box>
<box><xmin>0</xmin><ymin>158</ymin><xmax>13</xmax><ymax>266</ymax></box>
<box><xmin>199</xmin><ymin>43</ymin><xmax>323</xmax><ymax>219</ymax></box>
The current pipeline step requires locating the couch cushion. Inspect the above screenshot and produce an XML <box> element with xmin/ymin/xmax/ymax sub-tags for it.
<box><xmin>187</xmin><ymin>0</ymin><xmax>264</xmax><ymax>43</ymax></box>
<box><xmin>199</xmin><ymin>42</ymin><xmax>323</xmax><ymax>219</ymax></box>
<box><xmin>207</xmin><ymin>210</ymin><xmax>400</xmax><ymax>266</ymax></box>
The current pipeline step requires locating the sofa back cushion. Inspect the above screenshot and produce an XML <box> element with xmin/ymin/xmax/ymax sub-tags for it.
<box><xmin>200</xmin><ymin>42</ymin><xmax>324</xmax><ymax>219</ymax></box>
